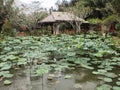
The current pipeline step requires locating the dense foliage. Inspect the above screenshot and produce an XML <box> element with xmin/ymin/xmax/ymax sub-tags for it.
<box><xmin>0</xmin><ymin>34</ymin><xmax>120</xmax><ymax>89</ymax></box>
<box><xmin>60</xmin><ymin>0</ymin><xmax>120</xmax><ymax>19</ymax></box>
<box><xmin>57</xmin><ymin>0</ymin><xmax>120</xmax><ymax>33</ymax></box>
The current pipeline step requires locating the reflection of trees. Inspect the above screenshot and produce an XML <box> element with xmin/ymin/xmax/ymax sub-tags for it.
<box><xmin>63</xmin><ymin>68</ymin><xmax>99</xmax><ymax>83</ymax></box>
<box><xmin>73</xmin><ymin>68</ymin><xmax>99</xmax><ymax>83</ymax></box>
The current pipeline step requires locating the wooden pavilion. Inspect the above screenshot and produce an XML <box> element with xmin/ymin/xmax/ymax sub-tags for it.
<box><xmin>38</xmin><ymin>12</ymin><xmax>88</xmax><ymax>34</ymax></box>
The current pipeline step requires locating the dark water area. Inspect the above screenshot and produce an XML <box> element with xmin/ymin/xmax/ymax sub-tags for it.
<box><xmin>0</xmin><ymin>67</ymin><xmax>103</xmax><ymax>90</ymax></box>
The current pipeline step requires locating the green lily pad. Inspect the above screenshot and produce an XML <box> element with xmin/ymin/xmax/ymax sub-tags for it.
<box><xmin>47</xmin><ymin>74</ymin><xmax>55</xmax><ymax>80</ymax></box>
<box><xmin>97</xmin><ymin>84</ymin><xmax>112</xmax><ymax>90</ymax></box>
<box><xmin>118</xmin><ymin>78</ymin><xmax>120</xmax><ymax>81</ymax></box>
<box><xmin>103</xmin><ymin>77</ymin><xmax>112</xmax><ymax>82</ymax></box>
<box><xmin>113</xmin><ymin>86</ymin><xmax>120</xmax><ymax>90</ymax></box>
<box><xmin>0</xmin><ymin>71</ymin><xmax>13</xmax><ymax>78</ymax></box>
<box><xmin>3</xmin><ymin>73</ymin><xmax>13</xmax><ymax>78</ymax></box>
<box><xmin>92</xmin><ymin>71</ymin><xmax>99</xmax><ymax>75</ymax></box>
<box><xmin>81</xmin><ymin>64</ymin><xmax>94</xmax><ymax>70</ymax></box>
<box><xmin>97</xmin><ymin>76</ymin><xmax>104</xmax><ymax>80</ymax></box>
<box><xmin>105</xmin><ymin>72</ymin><xmax>117</xmax><ymax>78</ymax></box>
<box><xmin>17</xmin><ymin>58</ymin><xmax>27</xmax><ymax>65</ymax></box>
<box><xmin>55</xmin><ymin>67</ymin><xmax>62</xmax><ymax>71</ymax></box>
<box><xmin>116</xmin><ymin>82</ymin><xmax>120</xmax><ymax>85</ymax></box>
<box><xmin>98</xmin><ymin>69</ymin><xmax>107</xmax><ymax>73</ymax></box>
<box><xmin>67</xmin><ymin>52</ymin><xmax>76</xmax><ymax>57</ymax></box>
<box><xmin>36</xmin><ymin>64</ymin><xmax>49</xmax><ymax>76</ymax></box>
<box><xmin>1</xmin><ymin>65</ymin><xmax>12</xmax><ymax>70</ymax></box>
<box><xmin>4</xmin><ymin>80</ymin><xmax>12</xmax><ymax>85</ymax></box>
<box><xmin>92</xmin><ymin>69</ymin><xmax>107</xmax><ymax>75</ymax></box>
<box><xmin>6</xmin><ymin>55</ymin><xmax>17</xmax><ymax>60</ymax></box>
<box><xmin>64</xmin><ymin>75</ymin><xmax>72</xmax><ymax>79</ymax></box>
<box><xmin>74</xmin><ymin>84</ymin><xmax>82</xmax><ymax>89</ymax></box>
<box><xmin>4</xmin><ymin>47</ymin><xmax>12</xmax><ymax>51</ymax></box>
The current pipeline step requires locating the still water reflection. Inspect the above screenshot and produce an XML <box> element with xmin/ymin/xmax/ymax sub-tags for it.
<box><xmin>0</xmin><ymin>68</ymin><xmax>103</xmax><ymax>90</ymax></box>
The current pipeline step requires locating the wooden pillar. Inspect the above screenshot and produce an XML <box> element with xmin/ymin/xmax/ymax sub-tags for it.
<box><xmin>76</xmin><ymin>22</ymin><xmax>82</xmax><ymax>33</ymax></box>
<box><xmin>53</xmin><ymin>23</ymin><xmax>60</xmax><ymax>35</ymax></box>
<box><xmin>56</xmin><ymin>23</ymin><xmax>60</xmax><ymax>34</ymax></box>
<box><xmin>51</xmin><ymin>24</ymin><xmax>53</xmax><ymax>34</ymax></box>
<box><xmin>53</xmin><ymin>23</ymin><xmax>56</xmax><ymax>35</ymax></box>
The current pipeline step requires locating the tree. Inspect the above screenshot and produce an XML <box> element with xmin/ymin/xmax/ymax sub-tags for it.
<box><xmin>57</xmin><ymin>0</ymin><xmax>92</xmax><ymax>32</ymax></box>
<box><xmin>56</xmin><ymin>0</ymin><xmax>69</xmax><ymax>11</ymax></box>
<box><xmin>27</xmin><ymin>1</ymin><xmax>47</xmax><ymax>30</ymax></box>
<box><xmin>0</xmin><ymin>0</ymin><xmax>5</xmax><ymax>32</ymax></box>
<box><xmin>4</xmin><ymin>1</ymin><xmax>48</xmax><ymax>35</ymax></box>
<box><xmin>20</xmin><ymin>1</ymin><xmax>48</xmax><ymax>35</ymax></box>
<box><xmin>0</xmin><ymin>0</ymin><xmax>5</xmax><ymax>20</ymax></box>
<box><xmin>112</xmin><ymin>0</ymin><xmax>120</xmax><ymax>15</ymax></box>
<box><xmin>0</xmin><ymin>0</ymin><xmax>14</xmax><ymax>34</ymax></box>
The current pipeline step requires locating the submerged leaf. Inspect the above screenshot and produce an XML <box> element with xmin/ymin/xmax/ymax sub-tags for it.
<box><xmin>4</xmin><ymin>80</ymin><xmax>12</xmax><ymax>85</ymax></box>
<box><xmin>64</xmin><ymin>75</ymin><xmax>72</xmax><ymax>79</ymax></box>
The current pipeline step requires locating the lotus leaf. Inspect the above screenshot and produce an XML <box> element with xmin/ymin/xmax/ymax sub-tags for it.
<box><xmin>64</xmin><ymin>75</ymin><xmax>72</xmax><ymax>79</ymax></box>
<box><xmin>4</xmin><ymin>47</ymin><xmax>12</xmax><ymax>51</ymax></box>
<box><xmin>3</xmin><ymin>73</ymin><xmax>13</xmax><ymax>78</ymax></box>
<box><xmin>0</xmin><ymin>34</ymin><xmax>120</xmax><ymax>86</ymax></box>
<box><xmin>116</xmin><ymin>82</ymin><xmax>120</xmax><ymax>86</ymax></box>
<box><xmin>4</xmin><ymin>80</ymin><xmax>12</xmax><ymax>85</ymax></box>
<box><xmin>97</xmin><ymin>84</ymin><xmax>112</xmax><ymax>90</ymax></box>
<box><xmin>92</xmin><ymin>71</ymin><xmax>100</xmax><ymax>75</ymax></box>
<box><xmin>17</xmin><ymin>58</ymin><xmax>27</xmax><ymax>65</ymax></box>
<box><xmin>80</xmin><ymin>63</ymin><xmax>94</xmax><ymax>69</ymax></box>
<box><xmin>103</xmin><ymin>77</ymin><xmax>112</xmax><ymax>82</ymax></box>
<box><xmin>1</xmin><ymin>64</ymin><xmax>12</xmax><ymax>70</ymax></box>
<box><xmin>0</xmin><ymin>71</ymin><xmax>9</xmax><ymax>76</ymax></box>
<box><xmin>36</xmin><ymin>64</ymin><xmax>49</xmax><ymax>76</ymax></box>
<box><xmin>67</xmin><ymin>52</ymin><xmax>76</xmax><ymax>57</ymax></box>
<box><xmin>105</xmin><ymin>72</ymin><xmax>117</xmax><ymax>78</ymax></box>
<box><xmin>118</xmin><ymin>78</ymin><xmax>120</xmax><ymax>81</ymax></box>
<box><xmin>6</xmin><ymin>55</ymin><xmax>17</xmax><ymax>60</ymax></box>
<box><xmin>113</xmin><ymin>86</ymin><xmax>120</xmax><ymax>90</ymax></box>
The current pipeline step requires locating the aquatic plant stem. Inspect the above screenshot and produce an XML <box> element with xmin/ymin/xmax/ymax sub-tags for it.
<box><xmin>42</xmin><ymin>74</ymin><xmax>44</xmax><ymax>90</ymax></box>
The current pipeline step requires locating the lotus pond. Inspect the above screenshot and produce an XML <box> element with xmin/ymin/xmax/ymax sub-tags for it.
<box><xmin>0</xmin><ymin>34</ymin><xmax>120</xmax><ymax>90</ymax></box>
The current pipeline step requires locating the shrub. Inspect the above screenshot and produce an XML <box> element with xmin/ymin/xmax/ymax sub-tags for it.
<box><xmin>102</xmin><ymin>15</ymin><xmax>117</xmax><ymax>26</ymax></box>
<box><xmin>115</xmin><ymin>23</ymin><xmax>120</xmax><ymax>30</ymax></box>
<box><xmin>88</xmin><ymin>18</ymin><xmax>102</xmax><ymax>24</ymax></box>
<box><xmin>2</xmin><ymin>18</ymin><xmax>14</xmax><ymax>36</ymax></box>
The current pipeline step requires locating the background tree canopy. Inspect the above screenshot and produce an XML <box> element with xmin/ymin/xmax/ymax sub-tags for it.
<box><xmin>55</xmin><ymin>0</ymin><xmax>120</xmax><ymax>34</ymax></box>
<box><xmin>57</xmin><ymin>0</ymin><xmax>119</xmax><ymax>19</ymax></box>
<box><xmin>0</xmin><ymin>0</ymin><xmax>120</xmax><ymax>36</ymax></box>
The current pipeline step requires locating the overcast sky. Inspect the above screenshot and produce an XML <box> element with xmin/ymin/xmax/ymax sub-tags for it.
<box><xmin>19</xmin><ymin>0</ymin><xmax>70</xmax><ymax>9</ymax></box>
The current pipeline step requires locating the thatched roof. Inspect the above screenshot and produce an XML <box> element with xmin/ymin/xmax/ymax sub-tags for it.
<box><xmin>39</xmin><ymin>12</ymin><xmax>88</xmax><ymax>23</ymax></box>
